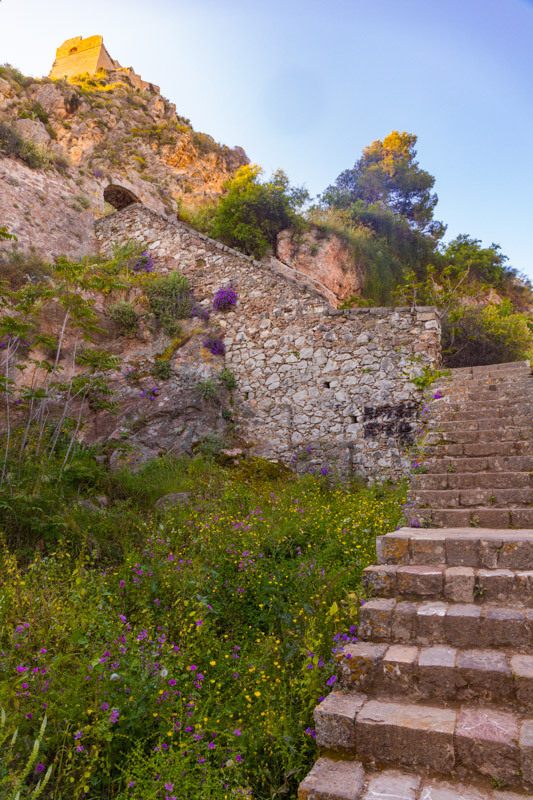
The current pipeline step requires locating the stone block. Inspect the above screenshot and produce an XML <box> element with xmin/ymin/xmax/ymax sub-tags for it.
<box><xmin>445</xmin><ymin>537</ymin><xmax>481</xmax><ymax>567</ymax></box>
<box><xmin>520</xmin><ymin>720</ymin><xmax>533</xmax><ymax>786</ymax></box>
<box><xmin>397</xmin><ymin>566</ymin><xmax>443</xmax><ymax>596</ymax></box>
<box><xmin>511</xmin><ymin>654</ymin><xmax>533</xmax><ymax>710</ymax></box>
<box><xmin>479</xmin><ymin>607</ymin><xmax>528</xmax><ymax>649</ymax></box>
<box><xmin>456</xmin><ymin>708</ymin><xmax>519</xmax><ymax>783</ymax></box>
<box><xmin>337</xmin><ymin>643</ymin><xmax>387</xmax><ymax>691</ymax></box>
<box><xmin>417</xmin><ymin>646</ymin><xmax>457</xmax><ymax>700</ymax></box>
<box><xmin>457</xmin><ymin>650</ymin><xmax>512</xmax><ymax>703</ymax></box>
<box><xmin>298</xmin><ymin>757</ymin><xmax>366</xmax><ymax>800</ymax></box>
<box><xmin>362</xmin><ymin>770</ymin><xmax>421</xmax><ymax>800</ymax></box>
<box><xmin>476</xmin><ymin>569</ymin><xmax>516</xmax><ymax>604</ymax></box>
<box><xmin>444</xmin><ymin>604</ymin><xmax>482</xmax><ymax>648</ymax></box>
<box><xmin>417</xmin><ymin>602</ymin><xmax>448</xmax><ymax>644</ymax></box>
<box><xmin>409</xmin><ymin>536</ymin><xmax>446</xmax><ymax>566</ymax></box>
<box><xmin>444</xmin><ymin>567</ymin><xmax>475</xmax><ymax>603</ymax></box>
<box><xmin>314</xmin><ymin>692</ymin><xmax>366</xmax><ymax>751</ymax></box>
<box><xmin>376</xmin><ymin>535</ymin><xmax>410</xmax><ymax>565</ymax></box>
<box><xmin>358</xmin><ymin>599</ymin><xmax>395</xmax><ymax>641</ymax></box>
<box><xmin>362</xmin><ymin>565</ymin><xmax>397</xmax><ymax>597</ymax></box>
<box><xmin>419</xmin><ymin>780</ymin><xmax>487</xmax><ymax>800</ymax></box>
<box><xmin>514</xmin><ymin>571</ymin><xmax>533</xmax><ymax>605</ymax></box>
<box><xmin>356</xmin><ymin>700</ymin><xmax>456</xmax><ymax>772</ymax></box>
<box><xmin>498</xmin><ymin>539</ymin><xmax>533</xmax><ymax>570</ymax></box>
<box><xmin>479</xmin><ymin>538</ymin><xmax>504</xmax><ymax>569</ymax></box>
<box><xmin>381</xmin><ymin>645</ymin><xmax>418</xmax><ymax>694</ymax></box>
<box><xmin>391</xmin><ymin>601</ymin><xmax>418</xmax><ymax>643</ymax></box>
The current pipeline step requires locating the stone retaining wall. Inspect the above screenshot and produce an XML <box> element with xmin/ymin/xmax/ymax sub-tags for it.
<box><xmin>95</xmin><ymin>204</ymin><xmax>441</xmax><ymax>479</ymax></box>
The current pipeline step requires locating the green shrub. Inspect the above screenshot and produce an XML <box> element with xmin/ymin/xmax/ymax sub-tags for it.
<box><xmin>146</xmin><ymin>271</ymin><xmax>192</xmax><ymax>334</ymax></box>
<box><xmin>152</xmin><ymin>360</ymin><xmax>171</xmax><ymax>380</ymax></box>
<box><xmin>196</xmin><ymin>432</ymin><xmax>223</xmax><ymax>458</ymax></box>
<box><xmin>207</xmin><ymin>165</ymin><xmax>308</xmax><ymax>259</ymax></box>
<box><xmin>19</xmin><ymin>138</ymin><xmax>50</xmax><ymax>169</ymax></box>
<box><xmin>217</xmin><ymin>367</ymin><xmax>237</xmax><ymax>390</ymax></box>
<box><xmin>442</xmin><ymin>301</ymin><xmax>532</xmax><ymax>367</ymax></box>
<box><xmin>74</xmin><ymin>193</ymin><xmax>90</xmax><ymax>209</ymax></box>
<box><xmin>195</xmin><ymin>378</ymin><xmax>217</xmax><ymax>402</ymax></box>
<box><xmin>0</xmin><ymin>122</ymin><xmax>52</xmax><ymax>170</ymax></box>
<box><xmin>109</xmin><ymin>301</ymin><xmax>138</xmax><ymax>333</ymax></box>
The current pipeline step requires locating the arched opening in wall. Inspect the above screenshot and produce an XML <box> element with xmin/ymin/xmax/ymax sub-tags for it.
<box><xmin>103</xmin><ymin>185</ymin><xmax>139</xmax><ymax>211</ymax></box>
<box><xmin>69</xmin><ymin>47</ymin><xmax>78</xmax><ymax>55</ymax></box>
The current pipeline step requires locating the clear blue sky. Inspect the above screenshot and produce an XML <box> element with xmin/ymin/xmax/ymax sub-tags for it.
<box><xmin>1</xmin><ymin>0</ymin><xmax>532</xmax><ymax>278</ymax></box>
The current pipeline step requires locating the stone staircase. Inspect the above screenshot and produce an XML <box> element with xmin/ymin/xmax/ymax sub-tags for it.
<box><xmin>299</xmin><ymin>361</ymin><xmax>533</xmax><ymax>800</ymax></box>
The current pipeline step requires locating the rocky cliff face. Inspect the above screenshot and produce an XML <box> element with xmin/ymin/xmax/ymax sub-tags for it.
<box><xmin>276</xmin><ymin>227</ymin><xmax>365</xmax><ymax>304</ymax></box>
<box><xmin>0</xmin><ymin>66</ymin><xmax>248</xmax><ymax>258</ymax></box>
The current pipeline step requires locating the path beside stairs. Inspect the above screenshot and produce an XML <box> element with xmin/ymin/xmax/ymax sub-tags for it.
<box><xmin>299</xmin><ymin>361</ymin><xmax>533</xmax><ymax>800</ymax></box>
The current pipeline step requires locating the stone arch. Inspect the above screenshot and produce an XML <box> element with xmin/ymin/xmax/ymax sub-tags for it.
<box><xmin>69</xmin><ymin>47</ymin><xmax>78</xmax><ymax>55</ymax></box>
<box><xmin>103</xmin><ymin>184</ymin><xmax>139</xmax><ymax>211</ymax></box>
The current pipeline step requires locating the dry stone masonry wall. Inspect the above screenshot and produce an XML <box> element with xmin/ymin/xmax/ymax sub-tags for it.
<box><xmin>95</xmin><ymin>204</ymin><xmax>441</xmax><ymax>479</ymax></box>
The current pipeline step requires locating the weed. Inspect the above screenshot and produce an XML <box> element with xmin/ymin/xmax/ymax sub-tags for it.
<box><xmin>109</xmin><ymin>301</ymin><xmax>138</xmax><ymax>333</ymax></box>
<box><xmin>195</xmin><ymin>378</ymin><xmax>217</xmax><ymax>402</ymax></box>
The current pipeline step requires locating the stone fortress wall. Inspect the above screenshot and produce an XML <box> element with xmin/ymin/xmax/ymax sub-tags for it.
<box><xmin>49</xmin><ymin>35</ymin><xmax>160</xmax><ymax>94</ymax></box>
<box><xmin>95</xmin><ymin>204</ymin><xmax>441</xmax><ymax>480</ymax></box>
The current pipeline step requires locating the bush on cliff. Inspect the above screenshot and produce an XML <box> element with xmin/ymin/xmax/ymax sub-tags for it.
<box><xmin>205</xmin><ymin>164</ymin><xmax>309</xmax><ymax>259</ymax></box>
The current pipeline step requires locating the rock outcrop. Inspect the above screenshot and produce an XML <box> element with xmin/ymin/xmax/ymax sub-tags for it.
<box><xmin>276</xmin><ymin>227</ymin><xmax>364</xmax><ymax>303</ymax></box>
<box><xmin>0</xmin><ymin>64</ymin><xmax>248</xmax><ymax>258</ymax></box>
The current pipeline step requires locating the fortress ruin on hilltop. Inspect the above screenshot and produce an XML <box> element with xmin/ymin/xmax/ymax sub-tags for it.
<box><xmin>49</xmin><ymin>35</ymin><xmax>160</xmax><ymax>94</ymax></box>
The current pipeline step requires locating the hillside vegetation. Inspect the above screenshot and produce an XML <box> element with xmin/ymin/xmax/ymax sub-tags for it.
<box><xmin>0</xmin><ymin>449</ymin><xmax>405</xmax><ymax>799</ymax></box>
<box><xmin>186</xmin><ymin>133</ymin><xmax>533</xmax><ymax>367</ymax></box>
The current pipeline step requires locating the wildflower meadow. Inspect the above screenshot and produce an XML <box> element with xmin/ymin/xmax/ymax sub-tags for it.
<box><xmin>0</xmin><ymin>454</ymin><xmax>406</xmax><ymax>799</ymax></box>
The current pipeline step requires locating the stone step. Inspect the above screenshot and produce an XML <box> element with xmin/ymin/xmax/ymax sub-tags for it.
<box><xmin>410</xmin><ymin>488</ymin><xmax>533</xmax><ymax>508</ymax></box>
<box><xmin>299</xmin><ymin>756</ymin><xmax>529</xmax><ymax>800</ymax></box>
<box><xmin>377</xmin><ymin>528</ymin><xmax>533</xmax><ymax>569</ymax></box>
<box><xmin>423</xmin><ymin>429</ymin><xmax>531</xmax><ymax>446</ymax></box>
<box><xmin>424</xmin><ymin>418</ymin><xmax>532</xmax><ymax>432</ymax></box>
<box><xmin>362</xmin><ymin>563</ymin><xmax>533</xmax><ymax>607</ymax></box>
<box><xmin>314</xmin><ymin>693</ymin><xmax>533</xmax><ymax>788</ymax></box>
<box><xmin>423</xmin><ymin>441</ymin><xmax>533</xmax><ymax>458</ymax></box>
<box><xmin>427</xmin><ymin>409</ymin><xmax>533</xmax><ymax>422</ymax></box>
<box><xmin>337</xmin><ymin>641</ymin><xmax>533</xmax><ymax>711</ymax></box>
<box><xmin>412</xmin><ymin>472</ymin><xmax>532</xmax><ymax>490</ymax></box>
<box><xmin>408</xmin><ymin>507</ymin><xmax>533</xmax><ymax>528</ymax></box>
<box><xmin>437</xmin><ymin>375</ymin><xmax>532</xmax><ymax>387</ymax></box>
<box><xmin>445</xmin><ymin>361</ymin><xmax>530</xmax><ymax>375</ymax></box>
<box><xmin>423</xmin><ymin>455</ymin><xmax>533</xmax><ymax>473</ymax></box>
<box><xmin>358</xmin><ymin>598</ymin><xmax>533</xmax><ymax>650</ymax></box>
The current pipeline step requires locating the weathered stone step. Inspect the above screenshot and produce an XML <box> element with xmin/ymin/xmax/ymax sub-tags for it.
<box><xmin>377</xmin><ymin>528</ymin><xmax>533</xmax><ymax>569</ymax></box>
<box><xmin>337</xmin><ymin>641</ymin><xmax>533</xmax><ymax>711</ymax></box>
<box><xmin>299</xmin><ymin>756</ymin><xmax>527</xmax><ymax>800</ymax></box>
<box><xmin>423</xmin><ymin>455</ymin><xmax>533</xmax><ymax>473</ymax></box>
<box><xmin>412</xmin><ymin>472</ymin><xmax>532</xmax><ymax>490</ymax></box>
<box><xmin>358</xmin><ymin>597</ymin><xmax>533</xmax><ymax>651</ymax></box>
<box><xmin>408</xmin><ymin>507</ymin><xmax>533</xmax><ymax>528</ymax></box>
<box><xmin>363</xmin><ymin>563</ymin><xmax>533</xmax><ymax>607</ymax></box>
<box><xmin>443</xmin><ymin>361</ymin><xmax>530</xmax><ymax>375</ymax></box>
<box><xmin>314</xmin><ymin>692</ymin><xmax>533</xmax><ymax>788</ymax></box>
<box><xmin>423</xmin><ymin>441</ymin><xmax>533</xmax><ymax>458</ymax></box>
<box><xmin>437</xmin><ymin>373</ymin><xmax>532</xmax><ymax>385</ymax></box>
<box><xmin>427</xmin><ymin>409</ymin><xmax>533</xmax><ymax>423</ymax></box>
<box><xmin>411</xmin><ymin>488</ymin><xmax>533</xmax><ymax>508</ymax></box>
<box><xmin>424</xmin><ymin>418</ymin><xmax>532</xmax><ymax>432</ymax></box>
<box><xmin>423</xmin><ymin>429</ymin><xmax>531</xmax><ymax>446</ymax></box>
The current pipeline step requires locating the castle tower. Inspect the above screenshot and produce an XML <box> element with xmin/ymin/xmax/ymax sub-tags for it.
<box><xmin>49</xmin><ymin>35</ymin><xmax>117</xmax><ymax>80</ymax></box>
